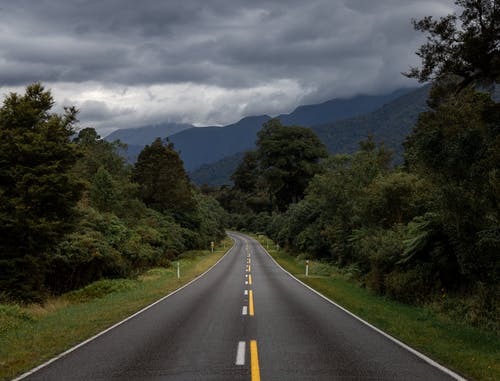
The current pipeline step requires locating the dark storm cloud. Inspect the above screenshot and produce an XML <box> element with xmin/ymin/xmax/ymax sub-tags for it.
<box><xmin>0</xmin><ymin>0</ymin><xmax>457</xmax><ymax>130</ymax></box>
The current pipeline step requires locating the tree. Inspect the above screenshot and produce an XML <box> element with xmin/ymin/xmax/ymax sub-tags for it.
<box><xmin>405</xmin><ymin>0</ymin><xmax>500</xmax><ymax>90</ymax></box>
<box><xmin>0</xmin><ymin>83</ymin><xmax>82</xmax><ymax>300</ymax></box>
<box><xmin>256</xmin><ymin>119</ymin><xmax>328</xmax><ymax>211</ymax></box>
<box><xmin>404</xmin><ymin>88</ymin><xmax>500</xmax><ymax>285</ymax></box>
<box><xmin>133</xmin><ymin>138</ymin><xmax>195</xmax><ymax>217</ymax></box>
<box><xmin>89</xmin><ymin>166</ymin><xmax>117</xmax><ymax>212</ymax></box>
<box><xmin>400</xmin><ymin>0</ymin><xmax>500</xmax><ymax>304</ymax></box>
<box><xmin>73</xmin><ymin>127</ymin><xmax>129</xmax><ymax>183</ymax></box>
<box><xmin>231</xmin><ymin>150</ymin><xmax>260</xmax><ymax>193</ymax></box>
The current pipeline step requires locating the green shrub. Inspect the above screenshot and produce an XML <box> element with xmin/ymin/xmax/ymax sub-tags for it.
<box><xmin>0</xmin><ymin>304</ymin><xmax>33</xmax><ymax>334</ymax></box>
<box><xmin>64</xmin><ymin>279</ymin><xmax>136</xmax><ymax>303</ymax></box>
<box><xmin>385</xmin><ymin>265</ymin><xmax>435</xmax><ymax>304</ymax></box>
<box><xmin>309</xmin><ymin>262</ymin><xmax>333</xmax><ymax>276</ymax></box>
<box><xmin>434</xmin><ymin>282</ymin><xmax>500</xmax><ymax>332</ymax></box>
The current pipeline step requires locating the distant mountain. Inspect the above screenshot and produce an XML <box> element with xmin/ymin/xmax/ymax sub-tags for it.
<box><xmin>189</xmin><ymin>151</ymin><xmax>245</xmax><ymax>187</ymax></box>
<box><xmin>169</xmin><ymin>115</ymin><xmax>271</xmax><ymax>171</ymax></box>
<box><xmin>170</xmin><ymin>88</ymin><xmax>417</xmax><ymax>171</ymax></box>
<box><xmin>105</xmin><ymin>122</ymin><xmax>192</xmax><ymax>146</ymax></box>
<box><xmin>311</xmin><ymin>85</ymin><xmax>430</xmax><ymax>159</ymax></box>
<box><xmin>277</xmin><ymin>88</ymin><xmax>413</xmax><ymax>127</ymax></box>
<box><xmin>189</xmin><ymin>85</ymin><xmax>431</xmax><ymax>186</ymax></box>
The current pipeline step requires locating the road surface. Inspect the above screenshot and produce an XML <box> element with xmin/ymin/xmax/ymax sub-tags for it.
<box><xmin>16</xmin><ymin>232</ymin><xmax>463</xmax><ymax>380</ymax></box>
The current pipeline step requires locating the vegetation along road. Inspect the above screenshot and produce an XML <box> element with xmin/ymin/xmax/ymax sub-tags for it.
<box><xmin>14</xmin><ymin>233</ymin><xmax>465</xmax><ymax>381</ymax></box>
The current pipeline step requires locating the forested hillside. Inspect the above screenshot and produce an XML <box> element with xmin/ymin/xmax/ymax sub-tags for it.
<box><xmin>190</xmin><ymin>152</ymin><xmax>245</xmax><ymax>187</ymax></box>
<box><xmin>0</xmin><ymin>85</ymin><xmax>226</xmax><ymax>301</ymax></box>
<box><xmin>190</xmin><ymin>85</ymin><xmax>429</xmax><ymax>186</ymax></box>
<box><xmin>312</xmin><ymin>85</ymin><xmax>431</xmax><ymax>159</ymax></box>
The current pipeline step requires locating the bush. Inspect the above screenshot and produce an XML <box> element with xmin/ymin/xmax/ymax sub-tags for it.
<box><xmin>385</xmin><ymin>264</ymin><xmax>435</xmax><ymax>304</ymax></box>
<box><xmin>0</xmin><ymin>304</ymin><xmax>33</xmax><ymax>334</ymax></box>
<box><xmin>63</xmin><ymin>279</ymin><xmax>136</xmax><ymax>303</ymax></box>
<box><xmin>434</xmin><ymin>282</ymin><xmax>500</xmax><ymax>332</ymax></box>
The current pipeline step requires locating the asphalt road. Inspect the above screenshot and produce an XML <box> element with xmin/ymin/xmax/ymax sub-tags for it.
<box><xmin>17</xmin><ymin>232</ymin><xmax>464</xmax><ymax>381</ymax></box>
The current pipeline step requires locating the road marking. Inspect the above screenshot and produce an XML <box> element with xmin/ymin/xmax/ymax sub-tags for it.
<box><xmin>249</xmin><ymin>274</ymin><xmax>252</xmax><ymax>285</ymax></box>
<box><xmin>249</xmin><ymin>290</ymin><xmax>254</xmax><ymax>316</ymax></box>
<box><xmin>245</xmin><ymin>274</ymin><xmax>248</xmax><ymax>278</ymax></box>
<box><xmin>244</xmin><ymin>290</ymin><xmax>248</xmax><ymax>295</ymax></box>
<box><xmin>235</xmin><ymin>341</ymin><xmax>246</xmax><ymax>365</ymax></box>
<box><xmin>245</xmin><ymin>281</ymin><xmax>248</xmax><ymax>285</ymax></box>
<box><xmin>250</xmin><ymin>340</ymin><xmax>261</xmax><ymax>381</ymax></box>
<box><xmin>248</xmin><ymin>265</ymin><xmax>251</xmax><ymax>272</ymax></box>
<box><xmin>242</xmin><ymin>306</ymin><xmax>248</xmax><ymax>315</ymax></box>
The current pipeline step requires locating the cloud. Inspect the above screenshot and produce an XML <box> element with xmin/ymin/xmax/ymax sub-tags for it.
<box><xmin>0</xmin><ymin>0</ymin><xmax>456</xmax><ymax>135</ymax></box>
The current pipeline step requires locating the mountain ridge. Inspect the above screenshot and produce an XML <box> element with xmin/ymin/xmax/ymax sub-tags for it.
<box><xmin>190</xmin><ymin>85</ymin><xmax>431</xmax><ymax>186</ymax></box>
<box><xmin>105</xmin><ymin>87</ymin><xmax>418</xmax><ymax>171</ymax></box>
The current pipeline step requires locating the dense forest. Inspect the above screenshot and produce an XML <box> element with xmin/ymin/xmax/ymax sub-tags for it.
<box><xmin>0</xmin><ymin>85</ymin><xmax>226</xmax><ymax>301</ymax></box>
<box><xmin>210</xmin><ymin>0</ymin><xmax>499</xmax><ymax>329</ymax></box>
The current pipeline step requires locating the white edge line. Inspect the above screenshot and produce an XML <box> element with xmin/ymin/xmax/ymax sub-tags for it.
<box><xmin>235</xmin><ymin>341</ymin><xmax>246</xmax><ymax>365</ymax></box>
<box><xmin>12</xmin><ymin>236</ymin><xmax>237</xmax><ymax>381</ymax></box>
<box><xmin>248</xmin><ymin>234</ymin><xmax>468</xmax><ymax>381</ymax></box>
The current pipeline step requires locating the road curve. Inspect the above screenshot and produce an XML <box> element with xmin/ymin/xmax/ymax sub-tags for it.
<box><xmin>16</xmin><ymin>232</ymin><xmax>463</xmax><ymax>381</ymax></box>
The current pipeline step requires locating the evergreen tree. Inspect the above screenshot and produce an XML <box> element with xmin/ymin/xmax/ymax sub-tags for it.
<box><xmin>90</xmin><ymin>166</ymin><xmax>117</xmax><ymax>212</ymax></box>
<box><xmin>133</xmin><ymin>138</ymin><xmax>194</xmax><ymax>216</ymax></box>
<box><xmin>0</xmin><ymin>83</ymin><xmax>81</xmax><ymax>300</ymax></box>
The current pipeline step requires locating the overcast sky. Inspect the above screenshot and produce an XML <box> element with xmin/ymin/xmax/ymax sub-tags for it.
<box><xmin>0</xmin><ymin>0</ymin><xmax>457</xmax><ymax>136</ymax></box>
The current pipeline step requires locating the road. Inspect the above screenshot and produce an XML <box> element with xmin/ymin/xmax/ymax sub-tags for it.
<box><xmin>16</xmin><ymin>232</ymin><xmax>463</xmax><ymax>380</ymax></box>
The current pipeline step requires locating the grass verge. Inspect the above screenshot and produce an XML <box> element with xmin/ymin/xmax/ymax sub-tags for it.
<box><xmin>252</xmin><ymin>234</ymin><xmax>499</xmax><ymax>381</ymax></box>
<box><xmin>0</xmin><ymin>237</ymin><xmax>233</xmax><ymax>381</ymax></box>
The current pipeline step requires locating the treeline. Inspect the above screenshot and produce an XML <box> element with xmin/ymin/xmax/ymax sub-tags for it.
<box><xmin>0</xmin><ymin>84</ymin><xmax>226</xmax><ymax>301</ymax></box>
<box><xmin>210</xmin><ymin>1</ymin><xmax>499</xmax><ymax>328</ymax></box>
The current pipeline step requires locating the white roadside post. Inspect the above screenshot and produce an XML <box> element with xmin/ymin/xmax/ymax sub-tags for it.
<box><xmin>306</xmin><ymin>260</ymin><xmax>309</xmax><ymax>277</ymax></box>
<box><xmin>177</xmin><ymin>262</ymin><xmax>180</xmax><ymax>279</ymax></box>
<box><xmin>210</xmin><ymin>241</ymin><xmax>214</xmax><ymax>253</ymax></box>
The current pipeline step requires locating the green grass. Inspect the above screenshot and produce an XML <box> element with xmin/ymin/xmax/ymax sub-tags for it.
<box><xmin>0</xmin><ymin>237</ymin><xmax>233</xmax><ymax>381</ymax></box>
<box><xmin>252</xmin><ymin>235</ymin><xmax>499</xmax><ymax>381</ymax></box>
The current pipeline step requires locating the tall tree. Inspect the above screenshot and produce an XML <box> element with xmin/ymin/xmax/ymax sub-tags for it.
<box><xmin>405</xmin><ymin>0</ymin><xmax>499</xmax><ymax>90</ymax></box>
<box><xmin>133</xmin><ymin>138</ymin><xmax>194</xmax><ymax>216</ymax></box>
<box><xmin>404</xmin><ymin>0</ymin><xmax>500</xmax><ymax>287</ymax></box>
<box><xmin>0</xmin><ymin>83</ymin><xmax>82</xmax><ymax>300</ymax></box>
<box><xmin>256</xmin><ymin>119</ymin><xmax>328</xmax><ymax>211</ymax></box>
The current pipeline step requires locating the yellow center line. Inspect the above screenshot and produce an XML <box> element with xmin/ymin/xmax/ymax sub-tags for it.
<box><xmin>248</xmin><ymin>265</ymin><xmax>251</xmax><ymax>272</ymax></box>
<box><xmin>248</xmin><ymin>274</ymin><xmax>252</xmax><ymax>285</ymax></box>
<box><xmin>249</xmin><ymin>290</ymin><xmax>254</xmax><ymax>316</ymax></box>
<box><xmin>250</xmin><ymin>340</ymin><xmax>261</xmax><ymax>381</ymax></box>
